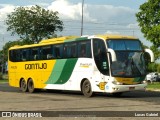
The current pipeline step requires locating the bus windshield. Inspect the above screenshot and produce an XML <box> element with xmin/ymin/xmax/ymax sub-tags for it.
<box><xmin>107</xmin><ymin>39</ymin><xmax>146</xmax><ymax>77</ymax></box>
<box><xmin>107</xmin><ymin>39</ymin><xmax>142</xmax><ymax>51</ymax></box>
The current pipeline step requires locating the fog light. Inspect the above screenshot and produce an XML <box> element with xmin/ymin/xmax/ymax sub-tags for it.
<box><xmin>112</xmin><ymin>87</ymin><xmax>119</xmax><ymax>91</ymax></box>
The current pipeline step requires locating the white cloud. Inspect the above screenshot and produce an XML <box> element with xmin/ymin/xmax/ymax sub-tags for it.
<box><xmin>0</xmin><ymin>4</ymin><xmax>15</xmax><ymax>20</ymax></box>
<box><xmin>127</xmin><ymin>23</ymin><xmax>139</xmax><ymax>29</ymax></box>
<box><xmin>48</xmin><ymin>0</ymin><xmax>96</xmax><ymax>21</ymax></box>
<box><xmin>47</xmin><ymin>0</ymin><xmax>136</xmax><ymax>23</ymax></box>
<box><xmin>105</xmin><ymin>30</ymin><xmax>120</xmax><ymax>34</ymax></box>
<box><xmin>47</xmin><ymin>0</ymin><xmax>138</xmax><ymax>37</ymax></box>
<box><xmin>0</xmin><ymin>4</ymin><xmax>15</xmax><ymax>36</ymax></box>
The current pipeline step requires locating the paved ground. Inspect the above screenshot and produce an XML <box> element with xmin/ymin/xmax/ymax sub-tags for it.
<box><xmin>0</xmin><ymin>83</ymin><xmax>160</xmax><ymax>120</ymax></box>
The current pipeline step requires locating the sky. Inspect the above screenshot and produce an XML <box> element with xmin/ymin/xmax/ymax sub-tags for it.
<box><xmin>0</xmin><ymin>0</ymin><xmax>151</xmax><ymax>49</ymax></box>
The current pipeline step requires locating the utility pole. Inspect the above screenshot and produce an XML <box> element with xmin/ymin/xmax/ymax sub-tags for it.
<box><xmin>132</xmin><ymin>30</ymin><xmax>134</xmax><ymax>36</ymax></box>
<box><xmin>81</xmin><ymin>0</ymin><xmax>84</xmax><ymax>36</ymax></box>
<box><xmin>1</xmin><ymin>36</ymin><xmax>4</xmax><ymax>74</ymax></box>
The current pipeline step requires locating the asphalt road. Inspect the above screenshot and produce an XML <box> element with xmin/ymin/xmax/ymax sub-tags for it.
<box><xmin>0</xmin><ymin>83</ymin><xmax>160</xmax><ymax>119</ymax></box>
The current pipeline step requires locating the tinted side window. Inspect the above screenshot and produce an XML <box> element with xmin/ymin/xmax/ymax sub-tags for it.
<box><xmin>64</xmin><ymin>43</ymin><xmax>77</xmax><ymax>58</ymax></box>
<box><xmin>41</xmin><ymin>46</ymin><xmax>53</xmax><ymax>60</ymax></box>
<box><xmin>78</xmin><ymin>40</ymin><xmax>91</xmax><ymax>58</ymax></box>
<box><xmin>9</xmin><ymin>50</ymin><xmax>17</xmax><ymax>62</ymax></box>
<box><xmin>21</xmin><ymin>49</ymin><xmax>30</xmax><ymax>61</ymax></box>
<box><xmin>54</xmin><ymin>44</ymin><xmax>63</xmax><ymax>59</ymax></box>
<box><xmin>30</xmin><ymin>48</ymin><xmax>40</xmax><ymax>61</ymax></box>
<box><xmin>16</xmin><ymin>50</ymin><xmax>21</xmax><ymax>62</ymax></box>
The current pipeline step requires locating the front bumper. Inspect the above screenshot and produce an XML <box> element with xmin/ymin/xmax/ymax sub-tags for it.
<box><xmin>105</xmin><ymin>83</ymin><xmax>147</xmax><ymax>93</ymax></box>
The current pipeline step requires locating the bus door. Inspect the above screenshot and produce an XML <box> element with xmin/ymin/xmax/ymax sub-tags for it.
<box><xmin>93</xmin><ymin>39</ymin><xmax>110</xmax><ymax>91</ymax></box>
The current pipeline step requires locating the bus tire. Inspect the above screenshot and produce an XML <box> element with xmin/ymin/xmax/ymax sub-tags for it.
<box><xmin>27</xmin><ymin>79</ymin><xmax>35</xmax><ymax>93</ymax></box>
<box><xmin>20</xmin><ymin>79</ymin><xmax>28</xmax><ymax>92</ymax></box>
<box><xmin>81</xmin><ymin>80</ymin><xmax>93</xmax><ymax>97</ymax></box>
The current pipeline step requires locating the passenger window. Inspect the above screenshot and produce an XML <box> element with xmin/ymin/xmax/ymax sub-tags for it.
<box><xmin>21</xmin><ymin>49</ymin><xmax>29</xmax><ymax>61</ymax></box>
<box><xmin>54</xmin><ymin>44</ymin><xmax>63</xmax><ymax>59</ymax></box>
<box><xmin>41</xmin><ymin>46</ymin><xmax>52</xmax><ymax>60</ymax></box>
<box><xmin>31</xmin><ymin>48</ymin><xmax>40</xmax><ymax>60</ymax></box>
<box><xmin>78</xmin><ymin>40</ymin><xmax>91</xmax><ymax>58</ymax></box>
<box><xmin>64</xmin><ymin>43</ymin><xmax>77</xmax><ymax>58</ymax></box>
<box><xmin>16</xmin><ymin>50</ymin><xmax>22</xmax><ymax>62</ymax></box>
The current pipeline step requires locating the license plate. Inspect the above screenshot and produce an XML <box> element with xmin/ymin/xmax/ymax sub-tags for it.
<box><xmin>129</xmin><ymin>87</ymin><xmax>135</xmax><ymax>90</ymax></box>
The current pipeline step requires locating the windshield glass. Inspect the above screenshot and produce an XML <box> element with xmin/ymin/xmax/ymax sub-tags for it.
<box><xmin>107</xmin><ymin>39</ymin><xmax>146</xmax><ymax>77</ymax></box>
<box><xmin>108</xmin><ymin>39</ymin><xmax>142</xmax><ymax>50</ymax></box>
<box><xmin>110</xmin><ymin>51</ymin><xmax>146</xmax><ymax>77</ymax></box>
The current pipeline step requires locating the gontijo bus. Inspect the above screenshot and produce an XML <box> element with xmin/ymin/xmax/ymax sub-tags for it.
<box><xmin>8</xmin><ymin>34</ymin><xmax>154</xmax><ymax>97</ymax></box>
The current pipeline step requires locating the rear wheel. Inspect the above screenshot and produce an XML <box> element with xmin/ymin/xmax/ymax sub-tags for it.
<box><xmin>20</xmin><ymin>79</ymin><xmax>28</xmax><ymax>92</ymax></box>
<box><xmin>81</xmin><ymin>80</ymin><xmax>93</xmax><ymax>97</ymax></box>
<box><xmin>27</xmin><ymin>79</ymin><xmax>35</xmax><ymax>93</ymax></box>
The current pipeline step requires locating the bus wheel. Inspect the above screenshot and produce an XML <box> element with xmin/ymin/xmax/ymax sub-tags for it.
<box><xmin>82</xmin><ymin>80</ymin><xmax>93</xmax><ymax>97</ymax></box>
<box><xmin>27</xmin><ymin>79</ymin><xmax>35</xmax><ymax>93</ymax></box>
<box><xmin>20</xmin><ymin>79</ymin><xmax>28</xmax><ymax>92</ymax></box>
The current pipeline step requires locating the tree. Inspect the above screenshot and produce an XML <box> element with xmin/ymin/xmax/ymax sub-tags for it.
<box><xmin>136</xmin><ymin>0</ymin><xmax>160</xmax><ymax>48</ymax></box>
<box><xmin>2</xmin><ymin>40</ymin><xmax>24</xmax><ymax>62</ymax></box>
<box><xmin>150</xmin><ymin>45</ymin><xmax>160</xmax><ymax>61</ymax></box>
<box><xmin>6</xmin><ymin>5</ymin><xmax>63</xmax><ymax>43</ymax></box>
<box><xmin>157</xmin><ymin>64</ymin><xmax>160</xmax><ymax>73</ymax></box>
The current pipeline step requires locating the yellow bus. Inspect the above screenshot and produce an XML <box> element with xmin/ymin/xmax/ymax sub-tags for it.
<box><xmin>8</xmin><ymin>34</ymin><xmax>154</xmax><ymax>97</ymax></box>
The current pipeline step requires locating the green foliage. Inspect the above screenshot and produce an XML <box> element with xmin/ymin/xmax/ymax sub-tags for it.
<box><xmin>1</xmin><ymin>40</ymin><xmax>27</xmax><ymax>62</ymax></box>
<box><xmin>147</xmin><ymin>63</ymin><xmax>160</xmax><ymax>73</ymax></box>
<box><xmin>157</xmin><ymin>64</ymin><xmax>160</xmax><ymax>73</ymax></box>
<box><xmin>0</xmin><ymin>73</ymin><xmax>2</xmax><ymax>80</ymax></box>
<box><xmin>147</xmin><ymin>63</ymin><xmax>157</xmax><ymax>72</ymax></box>
<box><xmin>6</xmin><ymin>5</ymin><xmax>63</xmax><ymax>43</ymax></box>
<box><xmin>150</xmin><ymin>46</ymin><xmax>160</xmax><ymax>60</ymax></box>
<box><xmin>136</xmin><ymin>0</ymin><xmax>160</xmax><ymax>48</ymax></box>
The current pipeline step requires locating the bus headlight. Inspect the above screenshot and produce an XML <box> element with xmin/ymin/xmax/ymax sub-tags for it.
<box><xmin>112</xmin><ymin>80</ymin><xmax>123</xmax><ymax>85</ymax></box>
<box><xmin>142</xmin><ymin>80</ymin><xmax>147</xmax><ymax>84</ymax></box>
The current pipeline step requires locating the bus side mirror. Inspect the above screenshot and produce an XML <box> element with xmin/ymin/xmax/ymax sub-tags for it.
<box><xmin>144</xmin><ymin>49</ymin><xmax>154</xmax><ymax>62</ymax></box>
<box><xmin>107</xmin><ymin>48</ymin><xmax>117</xmax><ymax>62</ymax></box>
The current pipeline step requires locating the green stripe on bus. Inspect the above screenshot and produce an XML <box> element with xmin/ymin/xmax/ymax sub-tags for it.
<box><xmin>46</xmin><ymin>59</ymin><xmax>67</xmax><ymax>84</ymax></box>
<box><xmin>64</xmin><ymin>37</ymin><xmax>88</xmax><ymax>43</ymax></box>
<box><xmin>46</xmin><ymin>58</ymin><xmax>78</xmax><ymax>84</ymax></box>
<box><xmin>55</xmin><ymin>58</ymin><xmax>78</xmax><ymax>84</ymax></box>
<box><xmin>75</xmin><ymin>37</ymin><xmax>88</xmax><ymax>41</ymax></box>
<box><xmin>64</xmin><ymin>39</ymin><xmax>76</xmax><ymax>43</ymax></box>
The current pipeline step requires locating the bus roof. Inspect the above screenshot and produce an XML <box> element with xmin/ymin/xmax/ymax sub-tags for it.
<box><xmin>94</xmin><ymin>34</ymin><xmax>137</xmax><ymax>40</ymax></box>
<box><xmin>9</xmin><ymin>34</ymin><xmax>138</xmax><ymax>50</ymax></box>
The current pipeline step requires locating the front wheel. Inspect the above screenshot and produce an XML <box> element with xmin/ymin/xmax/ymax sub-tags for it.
<box><xmin>27</xmin><ymin>79</ymin><xmax>35</xmax><ymax>93</ymax></box>
<box><xmin>81</xmin><ymin>80</ymin><xmax>93</xmax><ymax>97</ymax></box>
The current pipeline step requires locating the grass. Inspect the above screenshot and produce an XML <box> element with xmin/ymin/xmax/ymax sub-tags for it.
<box><xmin>0</xmin><ymin>74</ymin><xmax>8</xmax><ymax>83</ymax></box>
<box><xmin>146</xmin><ymin>82</ymin><xmax>160</xmax><ymax>90</ymax></box>
<box><xmin>0</xmin><ymin>79</ymin><xmax>8</xmax><ymax>83</ymax></box>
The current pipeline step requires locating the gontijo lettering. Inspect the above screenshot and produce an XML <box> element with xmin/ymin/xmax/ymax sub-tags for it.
<box><xmin>25</xmin><ymin>63</ymin><xmax>47</xmax><ymax>70</ymax></box>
